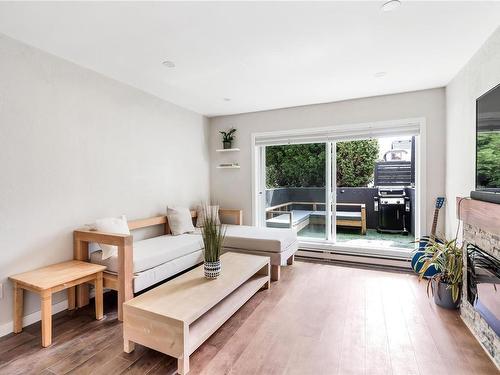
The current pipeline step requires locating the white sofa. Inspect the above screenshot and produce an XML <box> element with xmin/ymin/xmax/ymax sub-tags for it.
<box><xmin>90</xmin><ymin>233</ymin><xmax>204</xmax><ymax>293</ymax></box>
<box><xmin>221</xmin><ymin>225</ymin><xmax>298</xmax><ymax>281</ymax></box>
<box><xmin>74</xmin><ymin>209</ymin><xmax>297</xmax><ymax>320</ymax></box>
<box><xmin>89</xmin><ymin>224</ymin><xmax>297</xmax><ymax>293</ymax></box>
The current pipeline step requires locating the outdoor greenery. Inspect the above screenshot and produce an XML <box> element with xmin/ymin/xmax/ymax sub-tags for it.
<box><xmin>266</xmin><ymin>144</ymin><xmax>326</xmax><ymax>187</ymax></box>
<box><xmin>336</xmin><ymin>139</ymin><xmax>379</xmax><ymax>187</ymax></box>
<box><xmin>266</xmin><ymin>140</ymin><xmax>379</xmax><ymax>188</ymax></box>
<box><xmin>477</xmin><ymin>132</ymin><xmax>500</xmax><ymax>188</ymax></box>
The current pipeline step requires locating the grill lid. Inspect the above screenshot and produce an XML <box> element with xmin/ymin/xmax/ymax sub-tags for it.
<box><xmin>378</xmin><ymin>186</ymin><xmax>406</xmax><ymax>197</ymax></box>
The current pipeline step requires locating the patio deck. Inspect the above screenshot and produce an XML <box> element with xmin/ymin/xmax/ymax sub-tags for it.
<box><xmin>298</xmin><ymin>224</ymin><xmax>415</xmax><ymax>249</ymax></box>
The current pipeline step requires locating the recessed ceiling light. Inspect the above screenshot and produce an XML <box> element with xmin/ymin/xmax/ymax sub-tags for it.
<box><xmin>223</xmin><ymin>98</ymin><xmax>231</xmax><ymax>102</ymax></box>
<box><xmin>374</xmin><ymin>71</ymin><xmax>387</xmax><ymax>78</ymax></box>
<box><xmin>381</xmin><ymin>0</ymin><xmax>401</xmax><ymax>12</ymax></box>
<box><xmin>162</xmin><ymin>60</ymin><xmax>175</xmax><ymax>68</ymax></box>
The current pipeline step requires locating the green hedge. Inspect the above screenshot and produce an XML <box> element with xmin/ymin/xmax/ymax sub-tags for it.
<box><xmin>266</xmin><ymin>140</ymin><xmax>379</xmax><ymax>188</ymax></box>
<box><xmin>477</xmin><ymin>132</ymin><xmax>500</xmax><ymax>188</ymax></box>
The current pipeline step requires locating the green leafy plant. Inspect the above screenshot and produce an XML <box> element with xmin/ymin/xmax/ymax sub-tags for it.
<box><xmin>266</xmin><ymin>143</ymin><xmax>326</xmax><ymax>187</ymax></box>
<box><xmin>336</xmin><ymin>139</ymin><xmax>379</xmax><ymax>187</ymax></box>
<box><xmin>265</xmin><ymin>140</ymin><xmax>379</xmax><ymax>188</ymax></box>
<box><xmin>220</xmin><ymin>128</ymin><xmax>237</xmax><ymax>143</ymax></box>
<box><xmin>201</xmin><ymin>206</ymin><xmax>226</xmax><ymax>263</ymax></box>
<box><xmin>417</xmin><ymin>236</ymin><xmax>463</xmax><ymax>302</ymax></box>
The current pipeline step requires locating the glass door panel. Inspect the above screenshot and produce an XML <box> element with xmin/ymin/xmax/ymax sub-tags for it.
<box><xmin>334</xmin><ymin>136</ymin><xmax>416</xmax><ymax>252</ymax></box>
<box><xmin>264</xmin><ymin>143</ymin><xmax>327</xmax><ymax>241</ymax></box>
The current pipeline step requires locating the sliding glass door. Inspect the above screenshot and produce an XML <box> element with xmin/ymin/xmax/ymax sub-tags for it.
<box><xmin>256</xmin><ymin>133</ymin><xmax>419</xmax><ymax>258</ymax></box>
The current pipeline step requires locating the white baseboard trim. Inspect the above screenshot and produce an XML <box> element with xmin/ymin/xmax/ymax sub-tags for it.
<box><xmin>296</xmin><ymin>249</ymin><xmax>411</xmax><ymax>269</ymax></box>
<box><xmin>0</xmin><ymin>299</ymin><xmax>68</xmax><ymax>338</ymax></box>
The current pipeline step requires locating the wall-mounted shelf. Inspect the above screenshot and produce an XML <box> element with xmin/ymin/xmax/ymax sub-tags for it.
<box><xmin>216</xmin><ymin>148</ymin><xmax>240</xmax><ymax>153</ymax></box>
<box><xmin>217</xmin><ymin>165</ymin><xmax>240</xmax><ymax>169</ymax></box>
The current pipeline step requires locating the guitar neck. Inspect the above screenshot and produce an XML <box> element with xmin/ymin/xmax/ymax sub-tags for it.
<box><xmin>430</xmin><ymin>208</ymin><xmax>439</xmax><ymax>238</ymax></box>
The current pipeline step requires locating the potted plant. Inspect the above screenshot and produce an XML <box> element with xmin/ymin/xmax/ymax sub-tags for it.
<box><xmin>417</xmin><ymin>236</ymin><xmax>463</xmax><ymax>309</ymax></box>
<box><xmin>201</xmin><ymin>206</ymin><xmax>226</xmax><ymax>279</ymax></box>
<box><xmin>220</xmin><ymin>128</ymin><xmax>236</xmax><ymax>149</ymax></box>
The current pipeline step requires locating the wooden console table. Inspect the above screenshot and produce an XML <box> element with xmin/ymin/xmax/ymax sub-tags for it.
<box><xmin>123</xmin><ymin>252</ymin><xmax>270</xmax><ymax>374</ymax></box>
<box><xmin>9</xmin><ymin>260</ymin><xmax>106</xmax><ymax>347</ymax></box>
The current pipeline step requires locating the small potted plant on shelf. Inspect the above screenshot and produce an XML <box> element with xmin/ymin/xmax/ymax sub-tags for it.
<box><xmin>417</xmin><ymin>236</ymin><xmax>463</xmax><ymax>309</ymax></box>
<box><xmin>220</xmin><ymin>127</ymin><xmax>236</xmax><ymax>149</ymax></box>
<box><xmin>201</xmin><ymin>205</ymin><xmax>226</xmax><ymax>279</ymax></box>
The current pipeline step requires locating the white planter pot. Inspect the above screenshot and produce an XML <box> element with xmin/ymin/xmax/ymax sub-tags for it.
<box><xmin>204</xmin><ymin>260</ymin><xmax>221</xmax><ymax>279</ymax></box>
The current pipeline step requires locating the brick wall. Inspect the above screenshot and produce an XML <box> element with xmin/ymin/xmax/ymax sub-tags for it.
<box><xmin>461</xmin><ymin>223</ymin><xmax>500</xmax><ymax>367</ymax></box>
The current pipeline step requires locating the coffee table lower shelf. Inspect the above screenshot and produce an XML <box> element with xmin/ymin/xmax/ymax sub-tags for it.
<box><xmin>189</xmin><ymin>274</ymin><xmax>268</xmax><ymax>353</ymax></box>
<box><xmin>122</xmin><ymin>253</ymin><xmax>270</xmax><ymax>375</ymax></box>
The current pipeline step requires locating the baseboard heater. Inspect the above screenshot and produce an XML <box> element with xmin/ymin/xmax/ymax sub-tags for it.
<box><xmin>296</xmin><ymin>249</ymin><xmax>412</xmax><ymax>272</ymax></box>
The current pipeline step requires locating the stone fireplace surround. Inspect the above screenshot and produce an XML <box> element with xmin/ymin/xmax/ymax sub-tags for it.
<box><xmin>457</xmin><ymin>197</ymin><xmax>500</xmax><ymax>368</ymax></box>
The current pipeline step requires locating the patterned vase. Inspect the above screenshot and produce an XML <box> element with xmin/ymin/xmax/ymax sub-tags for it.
<box><xmin>204</xmin><ymin>260</ymin><xmax>221</xmax><ymax>279</ymax></box>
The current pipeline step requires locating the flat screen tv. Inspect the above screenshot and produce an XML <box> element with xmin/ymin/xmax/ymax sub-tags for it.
<box><xmin>476</xmin><ymin>84</ymin><xmax>500</xmax><ymax>194</ymax></box>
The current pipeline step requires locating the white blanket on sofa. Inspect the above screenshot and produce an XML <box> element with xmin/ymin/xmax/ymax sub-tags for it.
<box><xmin>90</xmin><ymin>233</ymin><xmax>203</xmax><ymax>273</ymax></box>
<box><xmin>190</xmin><ymin>225</ymin><xmax>297</xmax><ymax>254</ymax></box>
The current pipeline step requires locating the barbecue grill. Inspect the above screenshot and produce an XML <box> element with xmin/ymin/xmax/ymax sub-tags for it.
<box><xmin>374</xmin><ymin>186</ymin><xmax>410</xmax><ymax>235</ymax></box>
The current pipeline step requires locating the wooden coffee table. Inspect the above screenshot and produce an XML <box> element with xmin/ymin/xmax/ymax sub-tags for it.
<box><xmin>122</xmin><ymin>252</ymin><xmax>270</xmax><ymax>374</ymax></box>
<box><xmin>9</xmin><ymin>260</ymin><xmax>106</xmax><ymax>347</ymax></box>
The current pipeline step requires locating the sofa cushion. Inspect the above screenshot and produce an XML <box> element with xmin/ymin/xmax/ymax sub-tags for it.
<box><xmin>195</xmin><ymin>204</ymin><xmax>220</xmax><ymax>227</ymax></box>
<box><xmin>222</xmin><ymin>225</ymin><xmax>297</xmax><ymax>253</ymax></box>
<box><xmin>336</xmin><ymin>211</ymin><xmax>362</xmax><ymax>222</ymax></box>
<box><xmin>266</xmin><ymin>210</ymin><xmax>311</xmax><ymax>228</ymax></box>
<box><xmin>167</xmin><ymin>206</ymin><xmax>196</xmax><ymax>235</ymax></box>
<box><xmin>90</xmin><ymin>233</ymin><xmax>203</xmax><ymax>273</ymax></box>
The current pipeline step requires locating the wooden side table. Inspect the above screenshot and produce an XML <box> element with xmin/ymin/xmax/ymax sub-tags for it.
<box><xmin>9</xmin><ymin>260</ymin><xmax>107</xmax><ymax>347</ymax></box>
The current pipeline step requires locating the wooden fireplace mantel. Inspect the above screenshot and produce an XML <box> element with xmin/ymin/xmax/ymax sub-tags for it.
<box><xmin>456</xmin><ymin>197</ymin><xmax>500</xmax><ymax>236</ymax></box>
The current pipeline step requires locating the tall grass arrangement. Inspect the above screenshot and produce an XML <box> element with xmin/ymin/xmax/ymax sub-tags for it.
<box><xmin>201</xmin><ymin>206</ymin><xmax>226</xmax><ymax>263</ymax></box>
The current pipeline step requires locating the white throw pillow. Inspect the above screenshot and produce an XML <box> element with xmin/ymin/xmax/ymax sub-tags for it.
<box><xmin>196</xmin><ymin>204</ymin><xmax>221</xmax><ymax>228</ymax></box>
<box><xmin>167</xmin><ymin>207</ymin><xmax>195</xmax><ymax>235</ymax></box>
<box><xmin>95</xmin><ymin>215</ymin><xmax>130</xmax><ymax>260</ymax></box>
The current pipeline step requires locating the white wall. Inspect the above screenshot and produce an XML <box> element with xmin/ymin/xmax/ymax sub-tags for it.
<box><xmin>0</xmin><ymin>34</ymin><xmax>210</xmax><ymax>333</ymax></box>
<box><xmin>210</xmin><ymin>88</ymin><xmax>446</xmax><ymax>235</ymax></box>
<box><xmin>445</xmin><ymin>26</ymin><xmax>500</xmax><ymax>238</ymax></box>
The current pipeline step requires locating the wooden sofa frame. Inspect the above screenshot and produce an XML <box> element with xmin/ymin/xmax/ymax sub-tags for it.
<box><xmin>336</xmin><ymin>203</ymin><xmax>367</xmax><ymax>235</ymax></box>
<box><xmin>266</xmin><ymin>202</ymin><xmax>367</xmax><ymax>234</ymax></box>
<box><xmin>74</xmin><ymin>209</ymin><xmax>242</xmax><ymax>321</ymax></box>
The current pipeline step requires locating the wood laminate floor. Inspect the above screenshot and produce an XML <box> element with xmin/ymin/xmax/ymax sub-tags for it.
<box><xmin>0</xmin><ymin>261</ymin><xmax>497</xmax><ymax>375</ymax></box>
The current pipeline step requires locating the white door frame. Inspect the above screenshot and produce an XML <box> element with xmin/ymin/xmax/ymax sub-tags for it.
<box><xmin>326</xmin><ymin>142</ymin><xmax>334</xmax><ymax>243</ymax></box>
<box><xmin>252</xmin><ymin>144</ymin><xmax>266</xmax><ymax>227</ymax></box>
<box><xmin>251</xmin><ymin>117</ymin><xmax>427</xmax><ymax>257</ymax></box>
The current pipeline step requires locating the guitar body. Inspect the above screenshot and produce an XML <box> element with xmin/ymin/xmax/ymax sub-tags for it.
<box><xmin>411</xmin><ymin>197</ymin><xmax>445</xmax><ymax>278</ymax></box>
<box><xmin>411</xmin><ymin>238</ymin><xmax>438</xmax><ymax>277</ymax></box>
